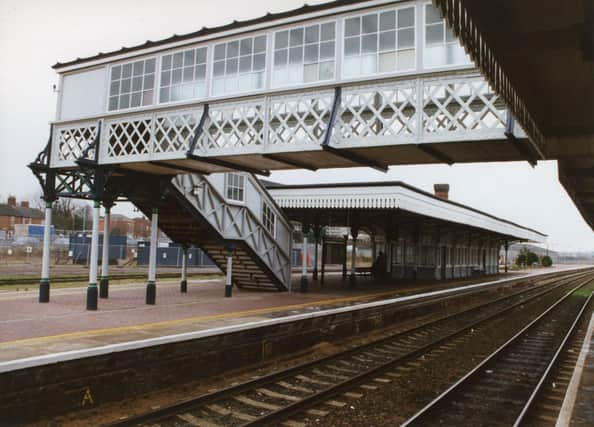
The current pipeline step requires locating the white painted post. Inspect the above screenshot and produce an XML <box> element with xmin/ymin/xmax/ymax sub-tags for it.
<box><xmin>39</xmin><ymin>201</ymin><xmax>53</xmax><ymax>303</ymax></box>
<box><xmin>86</xmin><ymin>201</ymin><xmax>101</xmax><ymax>310</ymax></box>
<box><xmin>146</xmin><ymin>208</ymin><xmax>158</xmax><ymax>304</ymax></box>
<box><xmin>225</xmin><ymin>247</ymin><xmax>233</xmax><ymax>297</ymax></box>
<box><xmin>300</xmin><ymin>235</ymin><xmax>308</xmax><ymax>292</ymax></box>
<box><xmin>99</xmin><ymin>205</ymin><xmax>111</xmax><ymax>298</ymax></box>
<box><xmin>180</xmin><ymin>246</ymin><xmax>188</xmax><ymax>293</ymax></box>
<box><xmin>351</xmin><ymin>235</ymin><xmax>357</xmax><ymax>278</ymax></box>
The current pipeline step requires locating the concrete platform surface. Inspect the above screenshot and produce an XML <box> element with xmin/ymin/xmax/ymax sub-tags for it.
<box><xmin>0</xmin><ymin>266</ymin><xmax>585</xmax><ymax>366</ymax></box>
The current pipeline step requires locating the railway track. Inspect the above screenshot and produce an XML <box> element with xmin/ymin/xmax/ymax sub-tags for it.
<box><xmin>402</xmin><ymin>278</ymin><xmax>594</xmax><ymax>427</ymax></box>
<box><xmin>107</xmin><ymin>270</ymin><xmax>593</xmax><ymax>427</ymax></box>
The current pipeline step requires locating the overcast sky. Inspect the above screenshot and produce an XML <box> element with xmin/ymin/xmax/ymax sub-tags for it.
<box><xmin>1</xmin><ymin>0</ymin><xmax>592</xmax><ymax>253</ymax></box>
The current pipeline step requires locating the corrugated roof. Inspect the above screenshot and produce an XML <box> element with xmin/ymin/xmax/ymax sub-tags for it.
<box><xmin>52</xmin><ymin>0</ymin><xmax>375</xmax><ymax>70</ymax></box>
<box><xmin>0</xmin><ymin>204</ymin><xmax>44</xmax><ymax>219</ymax></box>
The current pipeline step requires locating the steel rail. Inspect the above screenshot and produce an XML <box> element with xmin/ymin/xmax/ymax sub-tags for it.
<box><xmin>402</xmin><ymin>277</ymin><xmax>594</xmax><ymax>427</ymax></box>
<box><xmin>105</xmin><ymin>270</ymin><xmax>592</xmax><ymax>427</ymax></box>
<box><xmin>512</xmin><ymin>291</ymin><xmax>593</xmax><ymax>426</ymax></box>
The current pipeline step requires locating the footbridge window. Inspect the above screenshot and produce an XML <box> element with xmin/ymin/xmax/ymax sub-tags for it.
<box><xmin>423</xmin><ymin>3</ymin><xmax>470</xmax><ymax>68</ymax></box>
<box><xmin>262</xmin><ymin>202</ymin><xmax>276</xmax><ymax>236</ymax></box>
<box><xmin>272</xmin><ymin>22</ymin><xmax>336</xmax><ymax>87</ymax></box>
<box><xmin>159</xmin><ymin>47</ymin><xmax>208</xmax><ymax>103</ymax></box>
<box><xmin>108</xmin><ymin>58</ymin><xmax>156</xmax><ymax>111</ymax></box>
<box><xmin>343</xmin><ymin>6</ymin><xmax>416</xmax><ymax>78</ymax></box>
<box><xmin>212</xmin><ymin>35</ymin><xmax>267</xmax><ymax>96</ymax></box>
<box><xmin>225</xmin><ymin>173</ymin><xmax>246</xmax><ymax>202</ymax></box>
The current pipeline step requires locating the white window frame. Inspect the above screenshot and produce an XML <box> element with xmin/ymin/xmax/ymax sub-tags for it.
<box><xmin>158</xmin><ymin>45</ymin><xmax>210</xmax><ymax>105</ymax></box>
<box><xmin>262</xmin><ymin>201</ymin><xmax>276</xmax><ymax>237</ymax></box>
<box><xmin>271</xmin><ymin>19</ymin><xmax>338</xmax><ymax>89</ymax></box>
<box><xmin>106</xmin><ymin>56</ymin><xmax>158</xmax><ymax>113</ymax></box>
<box><xmin>340</xmin><ymin>3</ymin><xmax>417</xmax><ymax>80</ymax></box>
<box><xmin>224</xmin><ymin>172</ymin><xmax>246</xmax><ymax>204</ymax></box>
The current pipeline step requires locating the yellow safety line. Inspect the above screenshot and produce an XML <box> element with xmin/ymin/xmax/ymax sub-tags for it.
<box><xmin>0</xmin><ymin>289</ymin><xmax>401</xmax><ymax>347</ymax></box>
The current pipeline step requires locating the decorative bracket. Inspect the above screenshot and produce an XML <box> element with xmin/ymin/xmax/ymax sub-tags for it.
<box><xmin>505</xmin><ymin>113</ymin><xmax>537</xmax><ymax>167</ymax></box>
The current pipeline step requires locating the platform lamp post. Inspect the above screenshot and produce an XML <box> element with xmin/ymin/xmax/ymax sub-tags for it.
<box><xmin>99</xmin><ymin>202</ymin><xmax>114</xmax><ymax>299</ymax></box>
<box><xmin>39</xmin><ymin>198</ymin><xmax>55</xmax><ymax>303</ymax></box>
<box><xmin>86</xmin><ymin>200</ymin><xmax>101</xmax><ymax>310</ymax></box>
<box><xmin>180</xmin><ymin>245</ymin><xmax>188</xmax><ymax>293</ymax></box>
<box><xmin>225</xmin><ymin>245</ymin><xmax>234</xmax><ymax>298</ymax></box>
<box><xmin>146</xmin><ymin>208</ymin><xmax>159</xmax><ymax>305</ymax></box>
<box><xmin>300</xmin><ymin>223</ymin><xmax>310</xmax><ymax>293</ymax></box>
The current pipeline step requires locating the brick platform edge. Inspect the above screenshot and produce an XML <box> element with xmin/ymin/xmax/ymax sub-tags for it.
<box><xmin>0</xmin><ymin>269</ymin><xmax>588</xmax><ymax>424</ymax></box>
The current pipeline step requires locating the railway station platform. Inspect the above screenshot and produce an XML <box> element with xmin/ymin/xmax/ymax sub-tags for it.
<box><xmin>0</xmin><ymin>266</ymin><xmax>582</xmax><ymax>365</ymax></box>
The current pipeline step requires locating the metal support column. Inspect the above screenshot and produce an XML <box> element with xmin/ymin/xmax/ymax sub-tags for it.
<box><xmin>350</xmin><ymin>227</ymin><xmax>359</xmax><ymax>285</ymax></box>
<box><xmin>180</xmin><ymin>245</ymin><xmax>188</xmax><ymax>293</ymax></box>
<box><xmin>312</xmin><ymin>225</ymin><xmax>320</xmax><ymax>281</ymax></box>
<box><xmin>320</xmin><ymin>236</ymin><xmax>326</xmax><ymax>288</ymax></box>
<box><xmin>225</xmin><ymin>246</ymin><xmax>233</xmax><ymax>298</ymax></box>
<box><xmin>99</xmin><ymin>205</ymin><xmax>111</xmax><ymax>298</ymax></box>
<box><xmin>504</xmin><ymin>241</ymin><xmax>509</xmax><ymax>273</ymax></box>
<box><xmin>300</xmin><ymin>225</ymin><xmax>309</xmax><ymax>293</ymax></box>
<box><xmin>86</xmin><ymin>200</ymin><xmax>101</xmax><ymax>310</ymax></box>
<box><xmin>146</xmin><ymin>208</ymin><xmax>158</xmax><ymax>305</ymax></box>
<box><xmin>342</xmin><ymin>234</ymin><xmax>348</xmax><ymax>280</ymax></box>
<box><xmin>39</xmin><ymin>201</ymin><xmax>53</xmax><ymax>303</ymax></box>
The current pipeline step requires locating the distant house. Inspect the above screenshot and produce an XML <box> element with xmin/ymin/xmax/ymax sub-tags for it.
<box><xmin>0</xmin><ymin>196</ymin><xmax>44</xmax><ymax>236</ymax></box>
<box><xmin>98</xmin><ymin>214</ymin><xmax>150</xmax><ymax>239</ymax></box>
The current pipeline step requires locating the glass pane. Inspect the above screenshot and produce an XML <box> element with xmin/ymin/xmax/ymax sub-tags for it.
<box><xmin>319</xmin><ymin>60</ymin><xmax>334</xmax><ymax>80</ymax></box>
<box><xmin>171</xmin><ymin>85</ymin><xmax>182</xmax><ymax>101</ymax></box>
<box><xmin>380</xmin><ymin>11</ymin><xmax>396</xmax><ymax>31</ymax></box>
<box><xmin>196</xmin><ymin>48</ymin><xmax>207</xmax><ymax>63</ymax></box>
<box><xmin>362</xmin><ymin>33</ymin><xmax>378</xmax><ymax>53</ymax></box>
<box><xmin>380</xmin><ymin>31</ymin><xmax>396</xmax><ymax>51</ymax></box>
<box><xmin>344</xmin><ymin>37</ymin><xmax>360</xmax><ymax>56</ymax></box>
<box><xmin>289</xmin><ymin>46</ymin><xmax>302</xmax><ymax>64</ymax></box>
<box><xmin>398</xmin><ymin>49</ymin><xmax>415</xmax><ymax>70</ymax></box>
<box><xmin>343</xmin><ymin>56</ymin><xmax>360</xmax><ymax>77</ymax></box>
<box><xmin>345</xmin><ymin>17</ymin><xmax>360</xmax><ymax>37</ymax></box>
<box><xmin>426</xmin><ymin>23</ymin><xmax>444</xmax><ymax>44</ymax></box>
<box><xmin>131</xmin><ymin>92</ymin><xmax>141</xmax><ymax>108</ymax></box>
<box><xmin>227</xmin><ymin>41</ymin><xmax>239</xmax><ymax>58</ymax></box>
<box><xmin>362</xmin><ymin>14</ymin><xmax>378</xmax><ymax>34</ymax></box>
<box><xmin>305</xmin><ymin>25</ymin><xmax>319</xmax><ymax>43</ymax></box>
<box><xmin>445</xmin><ymin>27</ymin><xmax>457</xmax><ymax>43</ymax></box>
<box><xmin>239</xmin><ymin>55</ymin><xmax>251</xmax><ymax>72</ymax></box>
<box><xmin>290</xmin><ymin>28</ymin><xmax>304</xmax><ymax>46</ymax></box>
<box><xmin>108</xmin><ymin>96</ymin><xmax>118</xmax><ymax>110</ymax></box>
<box><xmin>143</xmin><ymin>74</ymin><xmax>154</xmax><ymax>89</ymax></box>
<box><xmin>398</xmin><ymin>7</ymin><xmax>415</xmax><ymax>27</ymax></box>
<box><xmin>172</xmin><ymin>69</ymin><xmax>182</xmax><ymax>84</ymax></box>
<box><xmin>321</xmin><ymin>23</ymin><xmax>335</xmax><ymax>41</ymax></box>
<box><xmin>379</xmin><ymin>51</ymin><xmax>396</xmax><ymax>72</ymax></box>
<box><xmin>111</xmin><ymin>65</ymin><xmax>121</xmax><ymax>80</ymax></box>
<box><xmin>122</xmin><ymin>63</ymin><xmax>132</xmax><ymax>78</ymax></box>
<box><xmin>226</xmin><ymin>57</ymin><xmax>238</xmax><ymax>74</ymax></box>
<box><xmin>304</xmin><ymin>44</ymin><xmax>318</xmax><ymax>63</ymax></box>
<box><xmin>110</xmin><ymin>81</ymin><xmax>120</xmax><ymax>96</ymax></box>
<box><xmin>304</xmin><ymin>63</ymin><xmax>318</xmax><ymax>82</ymax></box>
<box><xmin>173</xmin><ymin>52</ymin><xmax>183</xmax><ymax>68</ymax></box>
<box><xmin>162</xmin><ymin>55</ymin><xmax>172</xmax><ymax>70</ymax></box>
<box><xmin>425</xmin><ymin>4</ymin><xmax>442</xmax><ymax>24</ymax></box>
<box><xmin>145</xmin><ymin>59</ymin><xmax>156</xmax><ymax>73</ymax></box>
<box><xmin>183</xmin><ymin>66</ymin><xmax>193</xmax><ymax>82</ymax></box>
<box><xmin>121</xmin><ymin>78</ymin><xmax>131</xmax><ymax>93</ymax></box>
<box><xmin>240</xmin><ymin>38</ymin><xmax>252</xmax><ymax>55</ymax></box>
<box><xmin>253</xmin><ymin>53</ymin><xmax>265</xmax><ymax>71</ymax></box>
<box><xmin>213</xmin><ymin>61</ymin><xmax>225</xmax><ymax>77</ymax></box>
<box><xmin>275</xmin><ymin>31</ymin><xmax>289</xmax><ymax>49</ymax></box>
<box><xmin>161</xmin><ymin>70</ymin><xmax>171</xmax><ymax>86</ymax></box>
<box><xmin>214</xmin><ymin>44</ymin><xmax>226</xmax><ymax>61</ymax></box>
<box><xmin>133</xmin><ymin>61</ymin><xmax>144</xmax><ymax>76</ymax></box>
<box><xmin>254</xmin><ymin>35</ymin><xmax>267</xmax><ymax>52</ymax></box>
<box><xmin>274</xmin><ymin>49</ymin><xmax>288</xmax><ymax>66</ymax></box>
<box><xmin>182</xmin><ymin>84</ymin><xmax>193</xmax><ymax>99</ymax></box>
<box><xmin>184</xmin><ymin>49</ymin><xmax>195</xmax><ymax>65</ymax></box>
<box><xmin>320</xmin><ymin>41</ymin><xmax>335</xmax><ymax>60</ymax></box>
<box><xmin>142</xmin><ymin>90</ymin><xmax>153</xmax><ymax>106</ymax></box>
<box><xmin>119</xmin><ymin>94</ymin><xmax>130</xmax><ymax>109</ymax></box>
<box><xmin>159</xmin><ymin>87</ymin><xmax>169</xmax><ymax>103</ymax></box>
<box><xmin>361</xmin><ymin>54</ymin><xmax>377</xmax><ymax>74</ymax></box>
<box><xmin>195</xmin><ymin>64</ymin><xmax>206</xmax><ymax>79</ymax></box>
<box><xmin>398</xmin><ymin>28</ymin><xmax>415</xmax><ymax>48</ymax></box>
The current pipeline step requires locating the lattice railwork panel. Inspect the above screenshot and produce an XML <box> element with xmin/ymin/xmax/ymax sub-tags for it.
<box><xmin>422</xmin><ymin>77</ymin><xmax>506</xmax><ymax>139</ymax></box>
<box><xmin>154</xmin><ymin>109</ymin><xmax>202</xmax><ymax>156</ymax></box>
<box><xmin>268</xmin><ymin>91</ymin><xmax>334</xmax><ymax>148</ymax></box>
<box><xmin>52</xmin><ymin>123</ymin><xmax>98</xmax><ymax>167</ymax></box>
<box><xmin>104</xmin><ymin>115</ymin><xmax>152</xmax><ymax>162</ymax></box>
<box><xmin>334</xmin><ymin>82</ymin><xmax>417</xmax><ymax>146</ymax></box>
<box><xmin>196</xmin><ymin>100</ymin><xmax>265</xmax><ymax>155</ymax></box>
